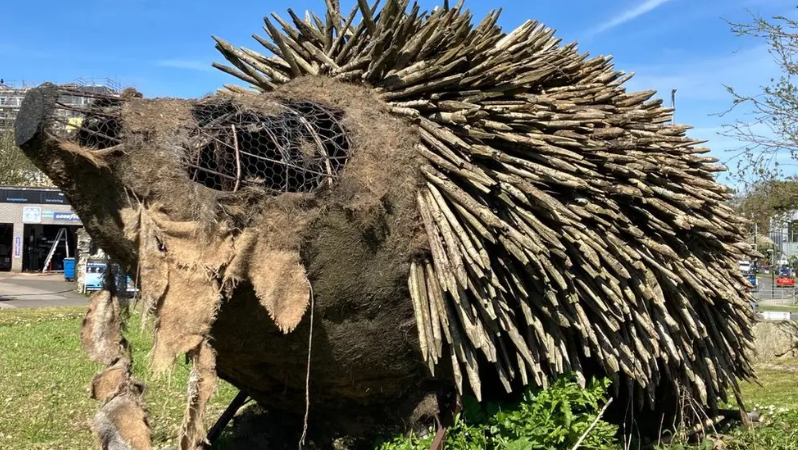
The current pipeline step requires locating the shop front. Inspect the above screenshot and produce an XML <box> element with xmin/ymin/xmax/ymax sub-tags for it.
<box><xmin>0</xmin><ymin>186</ymin><xmax>83</xmax><ymax>272</ymax></box>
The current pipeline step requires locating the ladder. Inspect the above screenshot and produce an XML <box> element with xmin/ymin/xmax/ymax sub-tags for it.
<box><xmin>42</xmin><ymin>228</ymin><xmax>70</xmax><ymax>273</ymax></box>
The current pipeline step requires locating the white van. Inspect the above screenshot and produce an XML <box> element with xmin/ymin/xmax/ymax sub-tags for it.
<box><xmin>738</xmin><ymin>260</ymin><xmax>752</xmax><ymax>274</ymax></box>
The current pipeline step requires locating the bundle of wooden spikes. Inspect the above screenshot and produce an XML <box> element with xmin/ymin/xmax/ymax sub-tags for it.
<box><xmin>212</xmin><ymin>0</ymin><xmax>757</xmax><ymax>413</ymax></box>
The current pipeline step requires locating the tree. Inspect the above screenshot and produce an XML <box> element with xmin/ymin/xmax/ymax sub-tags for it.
<box><xmin>731</xmin><ymin>177</ymin><xmax>798</xmax><ymax>233</ymax></box>
<box><xmin>718</xmin><ymin>11</ymin><xmax>798</xmax><ymax>183</ymax></box>
<box><xmin>755</xmin><ymin>234</ymin><xmax>775</xmax><ymax>258</ymax></box>
<box><xmin>0</xmin><ymin>128</ymin><xmax>53</xmax><ymax>186</ymax></box>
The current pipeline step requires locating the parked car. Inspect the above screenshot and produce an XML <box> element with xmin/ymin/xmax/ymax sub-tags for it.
<box><xmin>776</xmin><ymin>276</ymin><xmax>796</xmax><ymax>287</ymax></box>
<box><xmin>738</xmin><ymin>260</ymin><xmax>752</xmax><ymax>274</ymax></box>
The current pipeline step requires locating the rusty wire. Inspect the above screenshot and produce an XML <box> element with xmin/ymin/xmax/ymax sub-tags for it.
<box><xmin>45</xmin><ymin>86</ymin><xmax>351</xmax><ymax>195</ymax></box>
<box><xmin>47</xmin><ymin>88</ymin><xmax>124</xmax><ymax>149</ymax></box>
<box><xmin>187</xmin><ymin>99</ymin><xmax>351</xmax><ymax>193</ymax></box>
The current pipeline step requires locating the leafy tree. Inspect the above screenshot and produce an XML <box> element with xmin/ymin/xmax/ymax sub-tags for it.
<box><xmin>731</xmin><ymin>177</ymin><xmax>798</xmax><ymax>234</ymax></box>
<box><xmin>753</xmin><ymin>234</ymin><xmax>775</xmax><ymax>258</ymax></box>
<box><xmin>718</xmin><ymin>11</ymin><xmax>797</xmax><ymax>184</ymax></box>
<box><xmin>0</xmin><ymin>128</ymin><xmax>52</xmax><ymax>186</ymax></box>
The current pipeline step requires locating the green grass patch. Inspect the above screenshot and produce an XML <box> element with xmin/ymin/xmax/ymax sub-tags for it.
<box><xmin>720</xmin><ymin>410</ymin><xmax>798</xmax><ymax>450</ymax></box>
<box><xmin>759</xmin><ymin>304</ymin><xmax>798</xmax><ymax>312</ymax></box>
<box><xmin>740</xmin><ymin>364</ymin><xmax>798</xmax><ymax>409</ymax></box>
<box><xmin>663</xmin><ymin>360</ymin><xmax>798</xmax><ymax>450</ymax></box>
<box><xmin>730</xmin><ymin>361</ymin><xmax>798</xmax><ymax>449</ymax></box>
<box><xmin>1</xmin><ymin>307</ymin><xmax>796</xmax><ymax>450</ymax></box>
<box><xmin>661</xmin><ymin>410</ymin><xmax>798</xmax><ymax>451</ymax></box>
<box><xmin>0</xmin><ymin>306</ymin><xmax>237</xmax><ymax>449</ymax></box>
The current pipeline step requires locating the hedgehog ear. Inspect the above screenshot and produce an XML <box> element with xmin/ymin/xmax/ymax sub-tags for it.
<box><xmin>248</xmin><ymin>250</ymin><xmax>311</xmax><ymax>333</ymax></box>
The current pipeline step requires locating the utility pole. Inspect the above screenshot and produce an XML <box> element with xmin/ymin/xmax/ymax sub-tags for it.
<box><xmin>670</xmin><ymin>89</ymin><xmax>677</xmax><ymax>124</ymax></box>
<box><xmin>753</xmin><ymin>221</ymin><xmax>758</xmax><ymax>291</ymax></box>
<box><xmin>771</xmin><ymin>216</ymin><xmax>776</xmax><ymax>298</ymax></box>
<box><xmin>788</xmin><ymin>221</ymin><xmax>799</xmax><ymax>280</ymax></box>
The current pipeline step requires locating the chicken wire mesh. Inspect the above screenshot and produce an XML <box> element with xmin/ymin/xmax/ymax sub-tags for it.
<box><xmin>187</xmin><ymin>99</ymin><xmax>351</xmax><ymax>193</ymax></box>
<box><xmin>47</xmin><ymin>87</ymin><xmax>124</xmax><ymax>149</ymax></box>
<box><xmin>45</xmin><ymin>86</ymin><xmax>351</xmax><ymax>194</ymax></box>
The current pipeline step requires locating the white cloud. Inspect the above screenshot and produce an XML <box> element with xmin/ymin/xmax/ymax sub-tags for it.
<box><xmin>154</xmin><ymin>59</ymin><xmax>213</xmax><ymax>72</ymax></box>
<box><xmin>589</xmin><ymin>0</ymin><xmax>674</xmax><ymax>35</ymax></box>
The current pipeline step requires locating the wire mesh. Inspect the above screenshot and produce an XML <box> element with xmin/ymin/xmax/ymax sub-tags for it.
<box><xmin>45</xmin><ymin>86</ymin><xmax>351</xmax><ymax>194</ymax></box>
<box><xmin>46</xmin><ymin>87</ymin><xmax>124</xmax><ymax>149</ymax></box>
<box><xmin>186</xmin><ymin>99</ymin><xmax>351</xmax><ymax>193</ymax></box>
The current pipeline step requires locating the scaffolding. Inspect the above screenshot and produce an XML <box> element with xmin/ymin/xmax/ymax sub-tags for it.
<box><xmin>0</xmin><ymin>78</ymin><xmax>123</xmax><ymax>130</ymax></box>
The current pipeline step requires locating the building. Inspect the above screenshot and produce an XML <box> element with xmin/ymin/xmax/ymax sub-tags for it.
<box><xmin>768</xmin><ymin>210</ymin><xmax>799</xmax><ymax>266</ymax></box>
<box><xmin>0</xmin><ymin>78</ymin><xmax>121</xmax><ymax>130</ymax></box>
<box><xmin>0</xmin><ymin>82</ymin><xmax>25</xmax><ymax>130</ymax></box>
<box><xmin>0</xmin><ymin>186</ymin><xmax>83</xmax><ymax>272</ymax></box>
<box><xmin>1</xmin><ymin>79</ymin><xmax>122</xmax><ymax>273</ymax></box>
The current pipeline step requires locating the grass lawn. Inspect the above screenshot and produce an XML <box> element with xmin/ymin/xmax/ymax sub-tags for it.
<box><xmin>716</xmin><ymin>359</ymin><xmax>798</xmax><ymax>450</ymax></box>
<box><xmin>740</xmin><ymin>365</ymin><xmax>798</xmax><ymax>408</ymax></box>
<box><xmin>759</xmin><ymin>304</ymin><xmax>798</xmax><ymax>312</ymax></box>
<box><xmin>0</xmin><ymin>307</ymin><xmax>237</xmax><ymax>449</ymax></box>
<box><xmin>0</xmin><ymin>307</ymin><xmax>796</xmax><ymax>450</ymax></box>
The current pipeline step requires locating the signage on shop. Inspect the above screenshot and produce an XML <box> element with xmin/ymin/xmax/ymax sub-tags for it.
<box><xmin>22</xmin><ymin>206</ymin><xmax>41</xmax><ymax>224</ymax></box>
<box><xmin>0</xmin><ymin>188</ymin><xmax>67</xmax><ymax>205</ymax></box>
<box><xmin>33</xmin><ymin>210</ymin><xmax>81</xmax><ymax>223</ymax></box>
<box><xmin>54</xmin><ymin>212</ymin><xmax>81</xmax><ymax>222</ymax></box>
<box><xmin>13</xmin><ymin>236</ymin><xmax>21</xmax><ymax>258</ymax></box>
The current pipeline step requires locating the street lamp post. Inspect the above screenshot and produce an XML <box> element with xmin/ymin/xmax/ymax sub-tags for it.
<box><xmin>768</xmin><ymin>243</ymin><xmax>776</xmax><ymax>299</ymax></box>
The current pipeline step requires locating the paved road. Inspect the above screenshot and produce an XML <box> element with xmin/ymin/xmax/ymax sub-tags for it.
<box><xmin>754</xmin><ymin>275</ymin><xmax>797</xmax><ymax>301</ymax></box>
<box><xmin>0</xmin><ymin>273</ymin><xmax>88</xmax><ymax>309</ymax></box>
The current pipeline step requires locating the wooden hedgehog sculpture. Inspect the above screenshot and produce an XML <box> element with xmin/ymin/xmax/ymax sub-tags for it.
<box><xmin>15</xmin><ymin>0</ymin><xmax>757</xmax><ymax>448</ymax></box>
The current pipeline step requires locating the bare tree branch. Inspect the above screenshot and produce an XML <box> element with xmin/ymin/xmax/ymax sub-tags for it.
<box><xmin>717</xmin><ymin>10</ymin><xmax>798</xmax><ymax>185</ymax></box>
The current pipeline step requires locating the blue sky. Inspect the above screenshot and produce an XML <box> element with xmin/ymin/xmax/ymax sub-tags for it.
<box><xmin>1</xmin><ymin>0</ymin><xmax>795</xmax><ymax>185</ymax></box>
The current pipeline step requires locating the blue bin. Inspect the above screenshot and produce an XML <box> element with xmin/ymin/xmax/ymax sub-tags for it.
<box><xmin>63</xmin><ymin>258</ymin><xmax>76</xmax><ymax>281</ymax></box>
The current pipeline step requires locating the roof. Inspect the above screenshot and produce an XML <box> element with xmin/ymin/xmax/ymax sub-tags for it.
<box><xmin>0</xmin><ymin>185</ymin><xmax>62</xmax><ymax>192</ymax></box>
